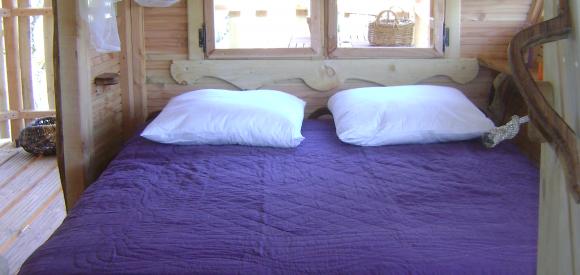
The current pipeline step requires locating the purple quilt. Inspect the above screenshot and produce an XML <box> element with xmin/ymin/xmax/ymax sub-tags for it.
<box><xmin>20</xmin><ymin>120</ymin><xmax>539</xmax><ymax>274</ymax></box>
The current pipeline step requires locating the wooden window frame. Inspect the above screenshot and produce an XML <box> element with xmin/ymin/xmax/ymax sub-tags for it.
<box><xmin>326</xmin><ymin>0</ymin><xmax>446</xmax><ymax>59</ymax></box>
<box><xmin>203</xmin><ymin>0</ymin><xmax>323</xmax><ymax>59</ymax></box>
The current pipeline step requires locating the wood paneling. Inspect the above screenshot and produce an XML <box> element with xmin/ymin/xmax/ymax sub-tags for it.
<box><xmin>90</xmin><ymin>49</ymin><xmax>123</xmax><ymax>177</ymax></box>
<box><xmin>0</xmin><ymin>144</ymin><xmax>64</xmax><ymax>274</ymax></box>
<box><xmin>142</xmin><ymin>1</ymin><xmax>532</xmax><ymax>115</ymax></box>
<box><xmin>461</xmin><ymin>0</ymin><xmax>533</xmax><ymax>59</ymax></box>
<box><xmin>147</xmin><ymin>67</ymin><xmax>495</xmax><ymax>117</ymax></box>
<box><xmin>537</xmin><ymin>0</ymin><xmax>580</xmax><ymax>273</ymax></box>
<box><xmin>144</xmin><ymin>1</ymin><xmax>188</xmax><ymax>56</ymax></box>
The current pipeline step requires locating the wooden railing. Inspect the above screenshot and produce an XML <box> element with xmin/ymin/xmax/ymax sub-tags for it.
<box><xmin>0</xmin><ymin>0</ymin><xmax>55</xmax><ymax>142</ymax></box>
<box><xmin>508</xmin><ymin>0</ymin><xmax>580</xmax><ymax>202</ymax></box>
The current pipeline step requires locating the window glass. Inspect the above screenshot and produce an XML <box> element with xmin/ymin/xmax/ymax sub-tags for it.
<box><xmin>336</xmin><ymin>0</ymin><xmax>432</xmax><ymax>48</ymax></box>
<box><xmin>213</xmin><ymin>0</ymin><xmax>312</xmax><ymax>49</ymax></box>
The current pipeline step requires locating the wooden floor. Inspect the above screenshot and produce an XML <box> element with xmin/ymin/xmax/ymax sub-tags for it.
<box><xmin>0</xmin><ymin>139</ymin><xmax>65</xmax><ymax>275</ymax></box>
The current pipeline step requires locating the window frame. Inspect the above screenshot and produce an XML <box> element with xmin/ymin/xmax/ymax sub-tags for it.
<box><xmin>326</xmin><ymin>0</ymin><xmax>446</xmax><ymax>59</ymax></box>
<box><xmin>203</xmin><ymin>0</ymin><xmax>323</xmax><ymax>59</ymax></box>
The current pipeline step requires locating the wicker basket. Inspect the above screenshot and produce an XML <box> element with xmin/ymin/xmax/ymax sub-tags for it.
<box><xmin>18</xmin><ymin>117</ymin><xmax>57</xmax><ymax>156</ymax></box>
<box><xmin>368</xmin><ymin>9</ymin><xmax>415</xmax><ymax>47</ymax></box>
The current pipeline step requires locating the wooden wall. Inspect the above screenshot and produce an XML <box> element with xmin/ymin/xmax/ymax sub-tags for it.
<box><xmin>461</xmin><ymin>0</ymin><xmax>534</xmax><ymax>59</ymax></box>
<box><xmin>89</xmin><ymin>49</ymin><xmax>123</xmax><ymax>178</ymax></box>
<box><xmin>141</xmin><ymin>1</ymin><xmax>533</xmax><ymax>117</ymax></box>
<box><xmin>537</xmin><ymin>0</ymin><xmax>580</xmax><ymax>273</ymax></box>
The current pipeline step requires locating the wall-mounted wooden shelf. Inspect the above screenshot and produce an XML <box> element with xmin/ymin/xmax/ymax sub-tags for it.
<box><xmin>94</xmin><ymin>73</ymin><xmax>120</xmax><ymax>86</ymax></box>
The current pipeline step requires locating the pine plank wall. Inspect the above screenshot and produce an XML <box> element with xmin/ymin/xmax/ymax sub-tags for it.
<box><xmin>90</xmin><ymin>49</ymin><xmax>123</xmax><ymax>180</ymax></box>
<box><xmin>89</xmin><ymin>0</ymin><xmax>534</xmax><ymax>181</ymax></box>
<box><xmin>143</xmin><ymin>0</ymin><xmax>533</xmax><ymax>113</ymax></box>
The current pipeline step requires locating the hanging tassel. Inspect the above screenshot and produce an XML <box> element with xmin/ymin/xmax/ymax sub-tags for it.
<box><xmin>482</xmin><ymin>115</ymin><xmax>530</xmax><ymax>148</ymax></box>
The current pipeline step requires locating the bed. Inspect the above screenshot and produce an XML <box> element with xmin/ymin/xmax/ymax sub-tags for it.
<box><xmin>20</xmin><ymin>119</ymin><xmax>539</xmax><ymax>274</ymax></box>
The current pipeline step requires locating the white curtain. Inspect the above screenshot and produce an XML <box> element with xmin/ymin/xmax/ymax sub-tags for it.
<box><xmin>79</xmin><ymin>0</ymin><xmax>121</xmax><ymax>53</ymax></box>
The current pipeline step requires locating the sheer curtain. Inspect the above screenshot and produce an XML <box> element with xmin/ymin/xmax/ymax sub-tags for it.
<box><xmin>79</xmin><ymin>0</ymin><xmax>121</xmax><ymax>53</ymax></box>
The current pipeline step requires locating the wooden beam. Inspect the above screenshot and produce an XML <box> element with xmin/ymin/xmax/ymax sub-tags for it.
<box><xmin>509</xmin><ymin>0</ymin><xmax>579</xmax><ymax>202</ymax></box>
<box><xmin>2</xmin><ymin>0</ymin><xmax>25</xmax><ymax>142</ymax></box>
<box><xmin>119</xmin><ymin>0</ymin><xmax>134</xmax><ymax>140</ymax></box>
<box><xmin>18</xmin><ymin>0</ymin><xmax>33</xmax><ymax>116</ymax></box>
<box><xmin>0</xmin><ymin>110</ymin><xmax>56</xmax><ymax>121</ymax></box>
<box><xmin>130</xmin><ymin>1</ymin><xmax>147</xmax><ymax>123</ymax></box>
<box><xmin>0</xmin><ymin>13</ymin><xmax>9</xmax><ymax>138</ymax></box>
<box><xmin>53</xmin><ymin>0</ymin><xmax>92</xmax><ymax>210</ymax></box>
<box><xmin>444</xmin><ymin>0</ymin><xmax>461</xmax><ymax>58</ymax></box>
<box><xmin>44</xmin><ymin>0</ymin><xmax>55</xmax><ymax>109</ymax></box>
<box><xmin>526</xmin><ymin>0</ymin><xmax>544</xmax><ymax>26</ymax></box>
<box><xmin>10</xmin><ymin>7</ymin><xmax>52</xmax><ymax>17</ymax></box>
<box><xmin>187</xmin><ymin>0</ymin><xmax>204</xmax><ymax>60</ymax></box>
<box><xmin>536</xmin><ymin>0</ymin><xmax>580</xmax><ymax>273</ymax></box>
<box><xmin>0</xmin><ymin>8</ymin><xmax>52</xmax><ymax>17</ymax></box>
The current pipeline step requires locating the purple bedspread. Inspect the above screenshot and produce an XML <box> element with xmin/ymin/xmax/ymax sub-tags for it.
<box><xmin>20</xmin><ymin>120</ymin><xmax>539</xmax><ymax>274</ymax></box>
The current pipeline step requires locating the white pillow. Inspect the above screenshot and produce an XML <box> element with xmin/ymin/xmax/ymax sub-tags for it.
<box><xmin>141</xmin><ymin>89</ymin><xmax>306</xmax><ymax>148</ymax></box>
<box><xmin>328</xmin><ymin>85</ymin><xmax>495</xmax><ymax>146</ymax></box>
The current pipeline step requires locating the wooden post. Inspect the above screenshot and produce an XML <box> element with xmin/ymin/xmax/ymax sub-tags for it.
<box><xmin>130</xmin><ymin>1</ymin><xmax>147</xmax><ymax>124</ymax></box>
<box><xmin>2</xmin><ymin>0</ymin><xmax>24</xmax><ymax>142</ymax></box>
<box><xmin>44</xmin><ymin>0</ymin><xmax>55</xmax><ymax>109</ymax></box>
<box><xmin>0</xmin><ymin>17</ymin><xmax>9</xmax><ymax>139</ymax></box>
<box><xmin>444</xmin><ymin>0</ymin><xmax>461</xmax><ymax>58</ymax></box>
<box><xmin>53</xmin><ymin>0</ymin><xmax>93</xmax><ymax>210</ymax></box>
<box><xmin>119</xmin><ymin>0</ymin><xmax>134</xmax><ymax>140</ymax></box>
<box><xmin>526</xmin><ymin>0</ymin><xmax>544</xmax><ymax>26</ymax></box>
<box><xmin>18</xmin><ymin>0</ymin><xmax>33</xmax><ymax>125</ymax></box>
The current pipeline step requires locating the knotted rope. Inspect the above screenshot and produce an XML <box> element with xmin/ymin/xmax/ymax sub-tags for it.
<box><xmin>482</xmin><ymin>115</ymin><xmax>530</xmax><ymax>148</ymax></box>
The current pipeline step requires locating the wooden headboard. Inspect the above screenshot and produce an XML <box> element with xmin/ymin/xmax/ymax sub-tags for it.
<box><xmin>147</xmin><ymin>58</ymin><xmax>496</xmax><ymax>117</ymax></box>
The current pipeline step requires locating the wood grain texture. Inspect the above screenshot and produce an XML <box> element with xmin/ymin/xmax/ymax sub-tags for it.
<box><xmin>148</xmin><ymin>68</ymin><xmax>495</xmax><ymax>118</ymax></box>
<box><xmin>537</xmin><ymin>0</ymin><xmax>580</xmax><ymax>273</ymax></box>
<box><xmin>0</xmin><ymin>146</ymin><xmax>63</xmax><ymax>275</ymax></box>
<box><xmin>53</xmin><ymin>0</ymin><xmax>91</xmax><ymax>209</ymax></box>
<box><xmin>508</xmin><ymin>0</ymin><xmax>579</xmax><ymax>201</ymax></box>
<box><xmin>44</xmin><ymin>0</ymin><xmax>55</xmax><ymax>110</ymax></box>
<box><xmin>170</xmin><ymin>59</ymin><xmax>480</xmax><ymax>91</ymax></box>
<box><xmin>2</xmin><ymin>0</ymin><xmax>25</xmax><ymax>142</ymax></box>
<box><xmin>18</xmin><ymin>0</ymin><xmax>33</xmax><ymax>115</ymax></box>
<box><xmin>0</xmin><ymin>14</ymin><xmax>9</xmax><ymax>138</ymax></box>
<box><xmin>90</xmin><ymin>48</ymin><xmax>123</xmax><ymax>179</ymax></box>
<box><xmin>461</xmin><ymin>0</ymin><xmax>534</xmax><ymax>59</ymax></box>
<box><xmin>142</xmin><ymin>0</ymin><xmax>534</xmax><ymax>116</ymax></box>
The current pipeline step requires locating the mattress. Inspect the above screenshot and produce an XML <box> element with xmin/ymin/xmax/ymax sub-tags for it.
<box><xmin>20</xmin><ymin>120</ymin><xmax>539</xmax><ymax>274</ymax></box>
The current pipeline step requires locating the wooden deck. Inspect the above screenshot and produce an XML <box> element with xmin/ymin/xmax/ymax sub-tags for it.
<box><xmin>0</xmin><ymin>139</ymin><xmax>65</xmax><ymax>275</ymax></box>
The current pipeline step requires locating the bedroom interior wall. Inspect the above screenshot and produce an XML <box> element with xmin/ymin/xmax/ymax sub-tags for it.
<box><xmin>89</xmin><ymin>49</ymin><xmax>123</xmax><ymax>179</ymax></box>
<box><xmin>142</xmin><ymin>0</ymin><xmax>534</xmax><ymax>117</ymax></box>
<box><xmin>85</xmin><ymin>2</ymin><xmax>125</xmax><ymax>182</ymax></box>
<box><xmin>537</xmin><ymin>0</ymin><xmax>580</xmax><ymax>273</ymax></box>
<box><xmin>461</xmin><ymin>0</ymin><xmax>534</xmax><ymax>59</ymax></box>
<box><xmin>72</xmin><ymin>0</ymin><xmax>536</xmax><ymax>194</ymax></box>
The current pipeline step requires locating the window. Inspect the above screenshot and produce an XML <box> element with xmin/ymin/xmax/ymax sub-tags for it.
<box><xmin>204</xmin><ymin>0</ymin><xmax>322</xmax><ymax>59</ymax></box>
<box><xmin>328</xmin><ymin>0</ymin><xmax>445</xmax><ymax>58</ymax></box>
<box><xmin>202</xmin><ymin>0</ymin><xmax>444</xmax><ymax>59</ymax></box>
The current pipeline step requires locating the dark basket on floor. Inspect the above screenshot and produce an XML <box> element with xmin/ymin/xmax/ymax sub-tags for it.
<box><xmin>18</xmin><ymin>117</ymin><xmax>57</xmax><ymax>156</ymax></box>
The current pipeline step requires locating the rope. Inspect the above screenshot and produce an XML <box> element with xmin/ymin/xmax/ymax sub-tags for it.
<box><xmin>482</xmin><ymin>115</ymin><xmax>530</xmax><ymax>148</ymax></box>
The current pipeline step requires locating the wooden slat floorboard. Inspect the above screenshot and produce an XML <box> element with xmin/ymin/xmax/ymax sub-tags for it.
<box><xmin>0</xmin><ymin>169</ymin><xmax>60</xmax><ymax>245</ymax></box>
<box><xmin>3</xmin><ymin>191</ymin><xmax>64</xmax><ymax>274</ymax></box>
<box><xmin>0</xmin><ymin>146</ymin><xmax>64</xmax><ymax>275</ymax></box>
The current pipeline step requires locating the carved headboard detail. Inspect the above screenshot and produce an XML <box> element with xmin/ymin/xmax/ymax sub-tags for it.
<box><xmin>509</xmin><ymin>0</ymin><xmax>580</xmax><ymax>202</ymax></box>
<box><xmin>170</xmin><ymin>59</ymin><xmax>480</xmax><ymax>92</ymax></box>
